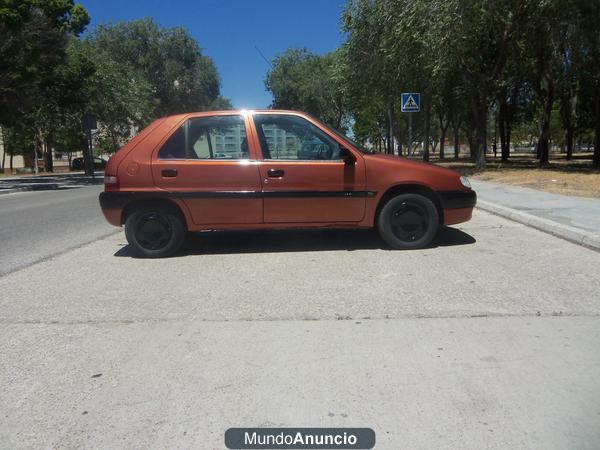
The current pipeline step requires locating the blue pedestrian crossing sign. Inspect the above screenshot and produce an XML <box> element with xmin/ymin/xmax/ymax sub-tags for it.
<box><xmin>401</xmin><ymin>93</ymin><xmax>420</xmax><ymax>112</ymax></box>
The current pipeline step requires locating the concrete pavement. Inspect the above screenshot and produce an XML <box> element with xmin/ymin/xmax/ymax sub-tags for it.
<box><xmin>2</xmin><ymin>317</ymin><xmax>599</xmax><ymax>449</ymax></box>
<box><xmin>472</xmin><ymin>179</ymin><xmax>600</xmax><ymax>250</ymax></box>
<box><xmin>1</xmin><ymin>211</ymin><xmax>599</xmax><ymax>449</ymax></box>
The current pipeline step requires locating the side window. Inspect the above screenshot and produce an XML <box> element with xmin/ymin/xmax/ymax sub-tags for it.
<box><xmin>157</xmin><ymin>115</ymin><xmax>248</xmax><ymax>160</ymax></box>
<box><xmin>157</xmin><ymin>125</ymin><xmax>186</xmax><ymax>159</ymax></box>
<box><xmin>253</xmin><ymin>114</ymin><xmax>343</xmax><ymax>160</ymax></box>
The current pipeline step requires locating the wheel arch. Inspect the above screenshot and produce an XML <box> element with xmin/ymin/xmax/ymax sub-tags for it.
<box><xmin>121</xmin><ymin>197</ymin><xmax>189</xmax><ymax>229</ymax></box>
<box><xmin>375</xmin><ymin>184</ymin><xmax>444</xmax><ymax>224</ymax></box>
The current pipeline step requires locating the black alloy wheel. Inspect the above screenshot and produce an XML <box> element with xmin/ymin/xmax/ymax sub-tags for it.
<box><xmin>124</xmin><ymin>205</ymin><xmax>186</xmax><ymax>258</ymax></box>
<box><xmin>390</xmin><ymin>200</ymin><xmax>429</xmax><ymax>242</ymax></box>
<box><xmin>135</xmin><ymin>212</ymin><xmax>173</xmax><ymax>251</ymax></box>
<box><xmin>377</xmin><ymin>193</ymin><xmax>439</xmax><ymax>249</ymax></box>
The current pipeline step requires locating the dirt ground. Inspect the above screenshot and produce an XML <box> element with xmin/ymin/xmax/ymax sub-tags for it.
<box><xmin>434</xmin><ymin>152</ymin><xmax>600</xmax><ymax>198</ymax></box>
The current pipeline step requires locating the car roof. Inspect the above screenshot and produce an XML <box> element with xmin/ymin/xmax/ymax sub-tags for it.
<box><xmin>158</xmin><ymin>109</ymin><xmax>306</xmax><ymax>120</ymax></box>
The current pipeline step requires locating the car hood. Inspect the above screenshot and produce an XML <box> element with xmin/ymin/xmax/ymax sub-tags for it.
<box><xmin>363</xmin><ymin>153</ymin><xmax>462</xmax><ymax>177</ymax></box>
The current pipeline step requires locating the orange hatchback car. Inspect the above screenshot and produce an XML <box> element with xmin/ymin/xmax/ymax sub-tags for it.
<box><xmin>99</xmin><ymin>110</ymin><xmax>476</xmax><ymax>257</ymax></box>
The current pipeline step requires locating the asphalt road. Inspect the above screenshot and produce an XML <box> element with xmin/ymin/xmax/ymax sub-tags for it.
<box><xmin>1</xmin><ymin>210</ymin><xmax>599</xmax><ymax>449</ymax></box>
<box><xmin>0</xmin><ymin>185</ymin><xmax>116</xmax><ymax>276</ymax></box>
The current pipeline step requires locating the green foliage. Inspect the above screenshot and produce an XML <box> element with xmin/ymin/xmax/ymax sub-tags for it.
<box><xmin>265</xmin><ymin>48</ymin><xmax>348</xmax><ymax>129</ymax></box>
<box><xmin>0</xmin><ymin>0</ymin><xmax>90</xmax><ymax>124</ymax></box>
<box><xmin>1</xmin><ymin>10</ymin><xmax>231</xmax><ymax>161</ymax></box>
<box><xmin>325</xmin><ymin>0</ymin><xmax>600</xmax><ymax>166</ymax></box>
<box><xmin>87</xmin><ymin>19</ymin><xmax>220</xmax><ymax>118</ymax></box>
<box><xmin>210</xmin><ymin>96</ymin><xmax>234</xmax><ymax>110</ymax></box>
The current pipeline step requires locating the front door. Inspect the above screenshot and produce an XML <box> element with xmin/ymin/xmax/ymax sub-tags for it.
<box><xmin>252</xmin><ymin>113</ymin><xmax>367</xmax><ymax>223</ymax></box>
<box><xmin>151</xmin><ymin>114</ymin><xmax>263</xmax><ymax>225</ymax></box>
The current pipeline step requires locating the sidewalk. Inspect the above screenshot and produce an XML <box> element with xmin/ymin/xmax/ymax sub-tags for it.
<box><xmin>0</xmin><ymin>172</ymin><xmax>103</xmax><ymax>194</ymax></box>
<box><xmin>472</xmin><ymin>179</ymin><xmax>600</xmax><ymax>251</ymax></box>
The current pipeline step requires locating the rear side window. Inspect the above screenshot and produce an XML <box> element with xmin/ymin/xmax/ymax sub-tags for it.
<box><xmin>157</xmin><ymin>115</ymin><xmax>248</xmax><ymax>160</ymax></box>
<box><xmin>157</xmin><ymin>125</ymin><xmax>186</xmax><ymax>159</ymax></box>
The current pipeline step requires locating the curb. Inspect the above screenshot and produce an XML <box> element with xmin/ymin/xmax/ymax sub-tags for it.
<box><xmin>476</xmin><ymin>199</ymin><xmax>600</xmax><ymax>252</ymax></box>
<box><xmin>0</xmin><ymin>187</ymin><xmax>34</xmax><ymax>195</ymax></box>
<box><xmin>0</xmin><ymin>184</ymin><xmax>61</xmax><ymax>195</ymax></box>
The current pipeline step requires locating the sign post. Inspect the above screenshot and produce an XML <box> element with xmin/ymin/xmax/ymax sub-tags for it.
<box><xmin>401</xmin><ymin>93</ymin><xmax>420</xmax><ymax>156</ymax></box>
<box><xmin>81</xmin><ymin>113</ymin><xmax>97</xmax><ymax>179</ymax></box>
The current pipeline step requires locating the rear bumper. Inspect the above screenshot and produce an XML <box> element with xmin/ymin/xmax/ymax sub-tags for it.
<box><xmin>99</xmin><ymin>192</ymin><xmax>124</xmax><ymax>226</ymax></box>
<box><xmin>99</xmin><ymin>191</ymin><xmax>139</xmax><ymax>210</ymax></box>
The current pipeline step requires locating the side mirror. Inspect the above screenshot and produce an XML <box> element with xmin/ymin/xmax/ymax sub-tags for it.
<box><xmin>341</xmin><ymin>147</ymin><xmax>356</xmax><ymax>165</ymax></box>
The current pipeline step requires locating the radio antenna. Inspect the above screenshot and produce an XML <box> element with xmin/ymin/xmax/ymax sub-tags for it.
<box><xmin>254</xmin><ymin>45</ymin><xmax>273</xmax><ymax>68</ymax></box>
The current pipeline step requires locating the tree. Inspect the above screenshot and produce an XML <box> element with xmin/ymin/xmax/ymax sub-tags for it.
<box><xmin>210</xmin><ymin>96</ymin><xmax>234</xmax><ymax>110</ymax></box>
<box><xmin>265</xmin><ymin>48</ymin><xmax>348</xmax><ymax>129</ymax></box>
<box><xmin>87</xmin><ymin>19</ymin><xmax>221</xmax><ymax>118</ymax></box>
<box><xmin>67</xmin><ymin>39</ymin><xmax>155</xmax><ymax>153</ymax></box>
<box><xmin>343</xmin><ymin>0</ymin><xmax>399</xmax><ymax>153</ymax></box>
<box><xmin>0</xmin><ymin>0</ymin><xmax>89</xmax><ymax>126</ymax></box>
<box><xmin>576</xmin><ymin>0</ymin><xmax>600</xmax><ymax>167</ymax></box>
<box><xmin>342</xmin><ymin>0</ymin><xmax>527</xmax><ymax>166</ymax></box>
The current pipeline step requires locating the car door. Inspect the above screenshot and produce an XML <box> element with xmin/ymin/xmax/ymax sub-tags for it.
<box><xmin>252</xmin><ymin>113</ymin><xmax>367</xmax><ymax>223</ymax></box>
<box><xmin>151</xmin><ymin>113</ymin><xmax>263</xmax><ymax>225</ymax></box>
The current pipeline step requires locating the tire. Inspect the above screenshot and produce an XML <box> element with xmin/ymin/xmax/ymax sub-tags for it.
<box><xmin>377</xmin><ymin>193</ymin><xmax>439</xmax><ymax>250</ymax></box>
<box><xmin>124</xmin><ymin>205</ymin><xmax>186</xmax><ymax>258</ymax></box>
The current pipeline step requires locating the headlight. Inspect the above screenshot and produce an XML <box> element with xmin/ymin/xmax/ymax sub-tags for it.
<box><xmin>460</xmin><ymin>176</ymin><xmax>471</xmax><ymax>189</ymax></box>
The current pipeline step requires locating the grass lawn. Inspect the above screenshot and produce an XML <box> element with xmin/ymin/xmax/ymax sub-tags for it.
<box><xmin>432</xmin><ymin>152</ymin><xmax>600</xmax><ymax>199</ymax></box>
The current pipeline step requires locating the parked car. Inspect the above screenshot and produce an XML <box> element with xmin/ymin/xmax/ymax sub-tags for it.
<box><xmin>99</xmin><ymin>110</ymin><xmax>476</xmax><ymax>257</ymax></box>
<box><xmin>71</xmin><ymin>157</ymin><xmax>107</xmax><ymax>170</ymax></box>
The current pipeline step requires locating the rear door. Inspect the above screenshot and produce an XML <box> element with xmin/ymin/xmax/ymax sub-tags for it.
<box><xmin>151</xmin><ymin>113</ymin><xmax>263</xmax><ymax>225</ymax></box>
<box><xmin>252</xmin><ymin>113</ymin><xmax>367</xmax><ymax>223</ymax></box>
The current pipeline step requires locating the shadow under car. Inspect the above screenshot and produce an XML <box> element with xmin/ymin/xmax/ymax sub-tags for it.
<box><xmin>114</xmin><ymin>226</ymin><xmax>475</xmax><ymax>258</ymax></box>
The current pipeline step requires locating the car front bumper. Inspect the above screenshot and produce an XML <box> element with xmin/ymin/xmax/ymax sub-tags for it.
<box><xmin>438</xmin><ymin>190</ymin><xmax>477</xmax><ymax>209</ymax></box>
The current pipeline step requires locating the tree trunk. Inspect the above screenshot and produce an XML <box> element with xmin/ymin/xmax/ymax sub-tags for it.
<box><xmin>537</xmin><ymin>78</ymin><xmax>554</xmax><ymax>166</ymax></box>
<box><xmin>471</xmin><ymin>99</ymin><xmax>487</xmax><ymax>168</ymax></box>
<box><xmin>438</xmin><ymin>113</ymin><xmax>449</xmax><ymax>160</ymax></box>
<box><xmin>83</xmin><ymin>131</ymin><xmax>94</xmax><ymax>175</ymax></box>
<box><xmin>566</xmin><ymin>123</ymin><xmax>574</xmax><ymax>160</ymax></box>
<box><xmin>505</xmin><ymin>122</ymin><xmax>512</xmax><ymax>161</ymax></box>
<box><xmin>452</xmin><ymin>120</ymin><xmax>461</xmax><ymax>159</ymax></box>
<box><xmin>423</xmin><ymin>101</ymin><xmax>431</xmax><ymax>162</ymax></box>
<box><xmin>0</xmin><ymin>127</ymin><xmax>5</xmax><ymax>171</ymax></box>
<box><xmin>10</xmin><ymin>152</ymin><xmax>14</xmax><ymax>172</ymax></box>
<box><xmin>499</xmin><ymin>97</ymin><xmax>509</xmax><ymax>161</ymax></box>
<box><xmin>44</xmin><ymin>137</ymin><xmax>54</xmax><ymax>173</ymax></box>
<box><xmin>465</xmin><ymin>129</ymin><xmax>474</xmax><ymax>160</ymax></box>
<box><xmin>593</xmin><ymin>82</ymin><xmax>600</xmax><ymax>168</ymax></box>
<box><xmin>387</xmin><ymin>101</ymin><xmax>395</xmax><ymax>155</ymax></box>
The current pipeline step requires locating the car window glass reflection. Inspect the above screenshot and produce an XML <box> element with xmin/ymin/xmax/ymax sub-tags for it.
<box><xmin>254</xmin><ymin>114</ymin><xmax>343</xmax><ymax>161</ymax></box>
<box><xmin>158</xmin><ymin>115</ymin><xmax>248</xmax><ymax>160</ymax></box>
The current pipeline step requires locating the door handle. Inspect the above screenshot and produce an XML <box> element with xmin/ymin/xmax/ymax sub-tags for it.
<box><xmin>161</xmin><ymin>169</ymin><xmax>178</xmax><ymax>178</ymax></box>
<box><xmin>267</xmin><ymin>169</ymin><xmax>284</xmax><ymax>177</ymax></box>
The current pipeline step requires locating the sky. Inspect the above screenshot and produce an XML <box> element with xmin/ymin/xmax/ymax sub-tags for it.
<box><xmin>79</xmin><ymin>0</ymin><xmax>347</xmax><ymax>109</ymax></box>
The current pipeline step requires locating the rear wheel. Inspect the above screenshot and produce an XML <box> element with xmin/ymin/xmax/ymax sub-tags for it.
<box><xmin>124</xmin><ymin>205</ymin><xmax>186</xmax><ymax>258</ymax></box>
<box><xmin>377</xmin><ymin>193</ymin><xmax>439</xmax><ymax>249</ymax></box>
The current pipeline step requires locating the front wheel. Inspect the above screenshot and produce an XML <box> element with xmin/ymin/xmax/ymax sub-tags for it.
<box><xmin>124</xmin><ymin>205</ymin><xmax>186</xmax><ymax>258</ymax></box>
<box><xmin>377</xmin><ymin>193</ymin><xmax>439</xmax><ymax>249</ymax></box>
